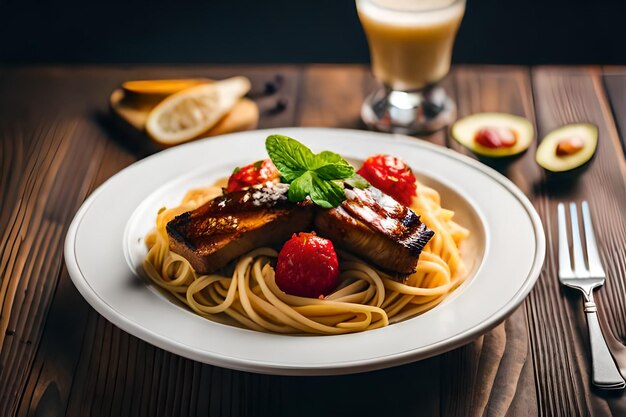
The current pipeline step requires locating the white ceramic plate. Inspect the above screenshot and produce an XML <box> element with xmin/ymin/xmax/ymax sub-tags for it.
<box><xmin>65</xmin><ymin>128</ymin><xmax>545</xmax><ymax>376</ymax></box>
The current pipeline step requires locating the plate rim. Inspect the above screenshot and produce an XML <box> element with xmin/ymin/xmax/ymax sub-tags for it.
<box><xmin>64</xmin><ymin>127</ymin><xmax>545</xmax><ymax>375</ymax></box>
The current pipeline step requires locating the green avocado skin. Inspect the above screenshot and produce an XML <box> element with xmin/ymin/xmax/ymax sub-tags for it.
<box><xmin>535</xmin><ymin>123</ymin><xmax>598</xmax><ymax>175</ymax></box>
<box><xmin>542</xmin><ymin>151</ymin><xmax>596</xmax><ymax>179</ymax></box>
<box><xmin>475</xmin><ymin>148</ymin><xmax>529</xmax><ymax>169</ymax></box>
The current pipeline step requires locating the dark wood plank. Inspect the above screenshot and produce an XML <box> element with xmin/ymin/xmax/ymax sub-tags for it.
<box><xmin>438</xmin><ymin>66</ymin><xmax>539</xmax><ymax>417</ymax></box>
<box><xmin>0</xmin><ymin>65</ymin><xmax>302</xmax><ymax>417</ymax></box>
<box><xmin>603</xmin><ymin>67</ymin><xmax>626</xmax><ymax>156</ymax></box>
<box><xmin>448</xmin><ymin>66</ymin><xmax>626</xmax><ymax>416</ymax></box>
<box><xmin>0</xmin><ymin>66</ymin><xmax>123</xmax><ymax>416</ymax></box>
<box><xmin>527</xmin><ymin>67</ymin><xmax>626</xmax><ymax>417</ymax></box>
<box><xmin>2</xmin><ymin>65</ymin><xmax>625</xmax><ymax>417</ymax></box>
<box><xmin>296</xmin><ymin>64</ymin><xmax>372</xmax><ymax>128</ymax></box>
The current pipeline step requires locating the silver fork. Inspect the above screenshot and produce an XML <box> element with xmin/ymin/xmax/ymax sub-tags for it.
<box><xmin>558</xmin><ymin>201</ymin><xmax>625</xmax><ymax>390</ymax></box>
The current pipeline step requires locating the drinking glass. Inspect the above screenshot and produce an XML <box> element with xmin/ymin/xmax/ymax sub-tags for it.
<box><xmin>356</xmin><ymin>0</ymin><xmax>466</xmax><ymax>134</ymax></box>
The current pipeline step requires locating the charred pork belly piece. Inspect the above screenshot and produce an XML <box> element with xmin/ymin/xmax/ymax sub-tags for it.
<box><xmin>167</xmin><ymin>183</ymin><xmax>314</xmax><ymax>274</ymax></box>
<box><xmin>315</xmin><ymin>185</ymin><xmax>434</xmax><ymax>275</ymax></box>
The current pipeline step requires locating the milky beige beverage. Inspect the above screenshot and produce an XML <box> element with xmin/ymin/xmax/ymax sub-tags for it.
<box><xmin>357</xmin><ymin>0</ymin><xmax>465</xmax><ymax>91</ymax></box>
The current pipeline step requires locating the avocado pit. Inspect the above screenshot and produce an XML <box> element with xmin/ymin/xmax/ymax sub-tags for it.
<box><xmin>555</xmin><ymin>136</ymin><xmax>584</xmax><ymax>157</ymax></box>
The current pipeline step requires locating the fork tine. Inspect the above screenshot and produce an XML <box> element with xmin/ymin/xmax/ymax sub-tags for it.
<box><xmin>558</xmin><ymin>203</ymin><xmax>574</xmax><ymax>278</ymax></box>
<box><xmin>582</xmin><ymin>201</ymin><xmax>606</xmax><ymax>277</ymax></box>
<box><xmin>569</xmin><ymin>202</ymin><xmax>590</xmax><ymax>277</ymax></box>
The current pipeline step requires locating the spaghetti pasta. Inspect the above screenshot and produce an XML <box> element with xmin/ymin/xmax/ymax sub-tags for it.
<box><xmin>143</xmin><ymin>181</ymin><xmax>469</xmax><ymax>335</ymax></box>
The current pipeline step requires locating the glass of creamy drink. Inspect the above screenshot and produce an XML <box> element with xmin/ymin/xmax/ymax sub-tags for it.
<box><xmin>356</xmin><ymin>0</ymin><xmax>465</xmax><ymax>133</ymax></box>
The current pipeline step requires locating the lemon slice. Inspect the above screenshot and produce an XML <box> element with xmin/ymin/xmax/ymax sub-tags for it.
<box><xmin>146</xmin><ymin>76</ymin><xmax>251</xmax><ymax>145</ymax></box>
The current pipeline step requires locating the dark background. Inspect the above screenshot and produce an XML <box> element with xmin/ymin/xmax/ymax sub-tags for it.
<box><xmin>1</xmin><ymin>0</ymin><xmax>625</xmax><ymax>65</ymax></box>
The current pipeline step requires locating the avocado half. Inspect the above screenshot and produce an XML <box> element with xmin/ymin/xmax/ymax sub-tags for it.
<box><xmin>451</xmin><ymin>113</ymin><xmax>534</xmax><ymax>158</ymax></box>
<box><xmin>535</xmin><ymin>123</ymin><xmax>598</xmax><ymax>173</ymax></box>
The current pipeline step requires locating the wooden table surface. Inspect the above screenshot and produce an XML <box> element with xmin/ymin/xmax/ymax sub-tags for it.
<box><xmin>1</xmin><ymin>65</ymin><xmax>626</xmax><ymax>417</ymax></box>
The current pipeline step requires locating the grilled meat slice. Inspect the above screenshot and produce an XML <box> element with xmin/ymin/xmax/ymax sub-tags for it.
<box><xmin>167</xmin><ymin>182</ymin><xmax>314</xmax><ymax>274</ymax></box>
<box><xmin>315</xmin><ymin>186</ymin><xmax>434</xmax><ymax>275</ymax></box>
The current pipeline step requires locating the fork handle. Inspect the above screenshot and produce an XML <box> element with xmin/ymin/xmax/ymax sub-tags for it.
<box><xmin>584</xmin><ymin>300</ymin><xmax>626</xmax><ymax>389</ymax></box>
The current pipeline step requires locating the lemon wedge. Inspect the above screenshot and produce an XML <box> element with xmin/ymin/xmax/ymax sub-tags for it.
<box><xmin>146</xmin><ymin>76</ymin><xmax>251</xmax><ymax>145</ymax></box>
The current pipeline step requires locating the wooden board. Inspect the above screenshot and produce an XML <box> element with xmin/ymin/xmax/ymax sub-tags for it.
<box><xmin>1</xmin><ymin>65</ymin><xmax>625</xmax><ymax>417</ymax></box>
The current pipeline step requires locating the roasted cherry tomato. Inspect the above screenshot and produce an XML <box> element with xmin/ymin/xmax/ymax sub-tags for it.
<box><xmin>357</xmin><ymin>154</ymin><xmax>417</xmax><ymax>206</ymax></box>
<box><xmin>226</xmin><ymin>159</ymin><xmax>280</xmax><ymax>192</ymax></box>
<box><xmin>275</xmin><ymin>232</ymin><xmax>340</xmax><ymax>298</ymax></box>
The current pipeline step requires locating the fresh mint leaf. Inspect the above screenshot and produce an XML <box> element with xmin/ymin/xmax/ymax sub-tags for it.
<box><xmin>266</xmin><ymin>134</ymin><xmax>315</xmax><ymax>182</ymax></box>
<box><xmin>345</xmin><ymin>174</ymin><xmax>370</xmax><ymax>189</ymax></box>
<box><xmin>313</xmin><ymin>150</ymin><xmax>354</xmax><ymax>180</ymax></box>
<box><xmin>265</xmin><ymin>134</ymin><xmax>358</xmax><ymax>208</ymax></box>
<box><xmin>315</xmin><ymin>163</ymin><xmax>354</xmax><ymax>180</ymax></box>
<box><xmin>287</xmin><ymin>171</ymin><xmax>346</xmax><ymax>208</ymax></box>
<box><xmin>288</xmin><ymin>171</ymin><xmax>313</xmax><ymax>202</ymax></box>
<box><xmin>314</xmin><ymin>150</ymin><xmax>345</xmax><ymax>166</ymax></box>
<box><xmin>310</xmin><ymin>175</ymin><xmax>346</xmax><ymax>208</ymax></box>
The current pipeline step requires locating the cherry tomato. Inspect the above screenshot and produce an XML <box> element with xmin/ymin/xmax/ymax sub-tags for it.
<box><xmin>357</xmin><ymin>154</ymin><xmax>417</xmax><ymax>206</ymax></box>
<box><xmin>226</xmin><ymin>159</ymin><xmax>280</xmax><ymax>192</ymax></box>
<box><xmin>275</xmin><ymin>232</ymin><xmax>340</xmax><ymax>298</ymax></box>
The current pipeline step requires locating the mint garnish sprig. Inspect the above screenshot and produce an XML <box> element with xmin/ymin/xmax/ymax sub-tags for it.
<box><xmin>265</xmin><ymin>134</ymin><xmax>368</xmax><ymax>208</ymax></box>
